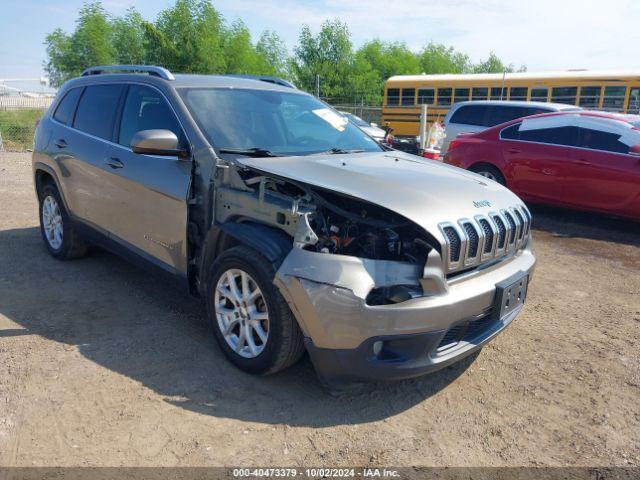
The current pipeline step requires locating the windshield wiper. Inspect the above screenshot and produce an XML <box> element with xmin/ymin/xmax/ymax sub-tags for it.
<box><xmin>218</xmin><ymin>147</ymin><xmax>279</xmax><ymax>158</ymax></box>
<box><xmin>321</xmin><ymin>148</ymin><xmax>366</xmax><ymax>155</ymax></box>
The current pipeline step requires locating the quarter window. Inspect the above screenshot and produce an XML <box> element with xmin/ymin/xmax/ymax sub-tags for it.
<box><xmin>579</xmin><ymin>86</ymin><xmax>601</xmax><ymax>108</ymax></box>
<box><xmin>509</xmin><ymin>87</ymin><xmax>528</xmax><ymax>101</ymax></box>
<box><xmin>602</xmin><ymin>86</ymin><xmax>627</xmax><ymax>111</ymax></box>
<box><xmin>417</xmin><ymin>88</ymin><xmax>435</xmax><ymax>104</ymax></box>
<box><xmin>454</xmin><ymin>88</ymin><xmax>470</xmax><ymax>103</ymax></box>
<box><xmin>530</xmin><ymin>88</ymin><xmax>548</xmax><ymax>102</ymax></box>
<box><xmin>401</xmin><ymin>88</ymin><xmax>415</xmax><ymax>106</ymax></box>
<box><xmin>118</xmin><ymin>85</ymin><xmax>185</xmax><ymax>149</ymax></box>
<box><xmin>53</xmin><ymin>87</ymin><xmax>82</xmax><ymax>125</ymax></box>
<box><xmin>578</xmin><ymin>128</ymin><xmax>630</xmax><ymax>154</ymax></box>
<box><xmin>501</xmin><ymin>123</ymin><xmax>521</xmax><ymax>140</ymax></box>
<box><xmin>472</xmin><ymin>87</ymin><xmax>488</xmax><ymax>101</ymax></box>
<box><xmin>437</xmin><ymin>88</ymin><xmax>452</xmax><ymax>106</ymax></box>
<box><xmin>73</xmin><ymin>85</ymin><xmax>125</xmax><ymax>140</ymax></box>
<box><xmin>387</xmin><ymin>88</ymin><xmax>400</xmax><ymax>106</ymax></box>
<box><xmin>551</xmin><ymin>86</ymin><xmax>578</xmax><ymax>105</ymax></box>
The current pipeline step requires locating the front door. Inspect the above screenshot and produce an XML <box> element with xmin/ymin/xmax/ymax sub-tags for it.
<box><xmin>101</xmin><ymin>84</ymin><xmax>192</xmax><ymax>275</ymax></box>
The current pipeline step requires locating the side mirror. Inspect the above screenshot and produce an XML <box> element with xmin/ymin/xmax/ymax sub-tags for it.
<box><xmin>131</xmin><ymin>129</ymin><xmax>188</xmax><ymax>158</ymax></box>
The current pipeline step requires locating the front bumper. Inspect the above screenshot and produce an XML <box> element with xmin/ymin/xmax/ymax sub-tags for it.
<box><xmin>275</xmin><ymin>245</ymin><xmax>535</xmax><ymax>383</ymax></box>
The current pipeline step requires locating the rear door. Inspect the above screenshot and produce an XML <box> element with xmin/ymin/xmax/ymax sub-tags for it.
<box><xmin>499</xmin><ymin>122</ymin><xmax>579</xmax><ymax>203</ymax></box>
<box><xmin>101</xmin><ymin>84</ymin><xmax>192</xmax><ymax>275</ymax></box>
<box><xmin>566</xmin><ymin>126</ymin><xmax>640</xmax><ymax>216</ymax></box>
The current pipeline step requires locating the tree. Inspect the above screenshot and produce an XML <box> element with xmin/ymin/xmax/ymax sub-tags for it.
<box><xmin>111</xmin><ymin>8</ymin><xmax>146</xmax><ymax>65</ymax></box>
<box><xmin>473</xmin><ymin>52</ymin><xmax>515</xmax><ymax>74</ymax></box>
<box><xmin>223</xmin><ymin>20</ymin><xmax>260</xmax><ymax>74</ymax></box>
<box><xmin>256</xmin><ymin>30</ymin><xmax>289</xmax><ymax>78</ymax></box>
<box><xmin>418</xmin><ymin>42</ymin><xmax>472</xmax><ymax>74</ymax></box>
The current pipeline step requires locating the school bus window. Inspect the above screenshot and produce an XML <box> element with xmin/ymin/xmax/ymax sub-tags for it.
<box><xmin>530</xmin><ymin>88</ymin><xmax>548</xmax><ymax>102</ymax></box>
<box><xmin>490</xmin><ymin>87</ymin><xmax>505</xmax><ymax>100</ymax></box>
<box><xmin>387</xmin><ymin>88</ymin><xmax>400</xmax><ymax>106</ymax></box>
<box><xmin>552</xmin><ymin>86</ymin><xmax>578</xmax><ymax>105</ymax></box>
<box><xmin>510</xmin><ymin>87</ymin><xmax>528</xmax><ymax>101</ymax></box>
<box><xmin>417</xmin><ymin>88</ymin><xmax>435</xmax><ymax>105</ymax></box>
<box><xmin>401</xmin><ymin>88</ymin><xmax>416</xmax><ymax>106</ymax></box>
<box><xmin>472</xmin><ymin>87</ymin><xmax>488</xmax><ymax>101</ymax></box>
<box><xmin>437</xmin><ymin>88</ymin><xmax>452</xmax><ymax>106</ymax></box>
<box><xmin>602</xmin><ymin>86</ymin><xmax>627</xmax><ymax>110</ymax></box>
<box><xmin>579</xmin><ymin>86</ymin><xmax>601</xmax><ymax>108</ymax></box>
<box><xmin>454</xmin><ymin>88</ymin><xmax>470</xmax><ymax>103</ymax></box>
<box><xmin>628</xmin><ymin>88</ymin><xmax>640</xmax><ymax>113</ymax></box>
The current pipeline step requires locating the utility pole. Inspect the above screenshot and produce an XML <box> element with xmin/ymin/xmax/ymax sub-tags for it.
<box><xmin>500</xmin><ymin>71</ymin><xmax>506</xmax><ymax>101</ymax></box>
<box><xmin>315</xmin><ymin>74</ymin><xmax>320</xmax><ymax>98</ymax></box>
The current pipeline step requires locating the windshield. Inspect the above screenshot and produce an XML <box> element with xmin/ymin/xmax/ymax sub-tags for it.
<box><xmin>342</xmin><ymin>112</ymin><xmax>370</xmax><ymax>127</ymax></box>
<box><xmin>180</xmin><ymin>88</ymin><xmax>382</xmax><ymax>156</ymax></box>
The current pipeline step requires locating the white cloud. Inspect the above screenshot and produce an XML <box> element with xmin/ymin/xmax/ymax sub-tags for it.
<box><xmin>216</xmin><ymin>0</ymin><xmax>640</xmax><ymax>70</ymax></box>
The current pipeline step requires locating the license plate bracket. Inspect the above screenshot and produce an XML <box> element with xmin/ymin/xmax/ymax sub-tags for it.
<box><xmin>494</xmin><ymin>272</ymin><xmax>529</xmax><ymax>320</ymax></box>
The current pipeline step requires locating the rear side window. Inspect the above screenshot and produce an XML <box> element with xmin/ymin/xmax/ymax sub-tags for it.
<box><xmin>579</xmin><ymin>86</ymin><xmax>601</xmax><ymax>108</ymax></box>
<box><xmin>417</xmin><ymin>88</ymin><xmax>435</xmax><ymax>105</ymax></box>
<box><xmin>437</xmin><ymin>88</ymin><xmax>452</xmax><ymax>106</ymax></box>
<box><xmin>449</xmin><ymin>105</ymin><xmax>486</xmax><ymax>126</ymax></box>
<box><xmin>387</xmin><ymin>88</ymin><xmax>400</xmax><ymax>106</ymax></box>
<box><xmin>53</xmin><ymin>87</ymin><xmax>82</xmax><ymax>125</ymax></box>
<box><xmin>515</xmin><ymin>126</ymin><xmax>580</xmax><ymax>146</ymax></box>
<box><xmin>401</xmin><ymin>88</ymin><xmax>415</xmax><ymax>106</ymax></box>
<box><xmin>73</xmin><ymin>85</ymin><xmax>125</xmax><ymax>140</ymax></box>
<box><xmin>118</xmin><ymin>85</ymin><xmax>185</xmax><ymax>149</ymax></box>
<box><xmin>551</xmin><ymin>86</ymin><xmax>578</xmax><ymax>105</ymax></box>
<box><xmin>578</xmin><ymin>128</ymin><xmax>629</xmax><ymax>154</ymax></box>
<box><xmin>487</xmin><ymin>106</ymin><xmax>544</xmax><ymax>127</ymax></box>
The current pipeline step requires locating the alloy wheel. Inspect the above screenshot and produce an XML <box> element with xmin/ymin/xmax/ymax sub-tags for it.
<box><xmin>42</xmin><ymin>195</ymin><xmax>63</xmax><ymax>250</ymax></box>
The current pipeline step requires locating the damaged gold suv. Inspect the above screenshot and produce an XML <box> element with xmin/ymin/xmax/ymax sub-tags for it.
<box><xmin>33</xmin><ymin>65</ymin><xmax>535</xmax><ymax>385</ymax></box>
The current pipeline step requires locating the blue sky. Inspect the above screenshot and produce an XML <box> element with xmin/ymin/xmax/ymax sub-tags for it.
<box><xmin>2</xmin><ymin>0</ymin><xmax>640</xmax><ymax>89</ymax></box>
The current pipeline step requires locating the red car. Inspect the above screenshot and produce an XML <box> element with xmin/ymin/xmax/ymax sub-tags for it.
<box><xmin>444</xmin><ymin>111</ymin><xmax>640</xmax><ymax>221</ymax></box>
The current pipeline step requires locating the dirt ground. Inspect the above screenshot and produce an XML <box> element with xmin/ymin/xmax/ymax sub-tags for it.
<box><xmin>0</xmin><ymin>151</ymin><xmax>638</xmax><ymax>468</ymax></box>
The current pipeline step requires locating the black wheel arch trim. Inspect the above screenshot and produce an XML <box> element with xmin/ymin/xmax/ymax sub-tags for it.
<box><xmin>33</xmin><ymin>162</ymin><xmax>71</xmax><ymax>212</ymax></box>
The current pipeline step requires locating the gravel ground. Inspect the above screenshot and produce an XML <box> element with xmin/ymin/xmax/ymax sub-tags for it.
<box><xmin>0</xmin><ymin>152</ymin><xmax>639</xmax><ymax>468</ymax></box>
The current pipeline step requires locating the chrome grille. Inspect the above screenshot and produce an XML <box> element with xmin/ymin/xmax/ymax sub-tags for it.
<box><xmin>439</xmin><ymin>205</ymin><xmax>531</xmax><ymax>273</ymax></box>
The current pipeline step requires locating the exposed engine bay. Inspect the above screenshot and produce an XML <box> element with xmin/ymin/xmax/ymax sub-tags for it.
<box><xmin>215</xmin><ymin>166</ymin><xmax>434</xmax><ymax>266</ymax></box>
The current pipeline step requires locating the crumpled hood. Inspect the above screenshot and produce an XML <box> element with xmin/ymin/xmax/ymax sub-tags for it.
<box><xmin>237</xmin><ymin>151</ymin><xmax>525</xmax><ymax>243</ymax></box>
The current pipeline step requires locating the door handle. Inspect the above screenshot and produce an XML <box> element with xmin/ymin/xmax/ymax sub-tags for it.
<box><xmin>507</xmin><ymin>148</ymin><xmax>521</xmax><ymax>154</ymax></box>
<box><xmin>55</xmin><ymin>139</ymin><xmax>67</xmax><ymax>149</ymax></box>
<box><xmin>105</xmin><ymin>157</ymin><xmax>124</xmax><ymax>169</ymax></box>
<box><xmin>573</xmin><ymin>159</ymin><xmax>591</xmax><ymax>166</ymax></box>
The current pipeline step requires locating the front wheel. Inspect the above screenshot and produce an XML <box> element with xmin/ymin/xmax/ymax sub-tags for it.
<box><xmin>38</xmin><ymin>182</ymin><xmax>87</xmax><ymax>259</ymax></box>
<box><xmin>469</xmin><ymin>164</ymin><xmax>506</xmax><ymax>186</ymax></box>
<box><xmin>205</xmin><ymin>246</ymin><xmax>305</xmax><ymax>375</ymax></box>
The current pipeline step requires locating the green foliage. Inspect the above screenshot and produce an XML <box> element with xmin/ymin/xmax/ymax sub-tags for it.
<box><xmin>0</xmin><ymin>109</ymin><xmax>43</xmax><ymax>151</ymax></box>
<box><xmin>43</xmin><ymin>0</ymin><xmax>522</xmax><ymax>103</ymax></box>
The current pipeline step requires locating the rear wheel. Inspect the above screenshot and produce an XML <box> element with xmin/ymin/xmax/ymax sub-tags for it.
<box><xmin>38</xmin><ymin>182</ymin><xmax>88</xmax><ymax>259</ymax></box>
<box><xmin>205</xmin><ymin>246</ymin><xmax>305</xmax><ymax>375</ymax></box>
<box><xmin>469</xmin><ymin>164</ymin><xmax>506</xmax><ymax>186</ymax></box>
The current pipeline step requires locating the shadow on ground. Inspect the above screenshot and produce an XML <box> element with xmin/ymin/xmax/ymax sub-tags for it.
<box><xmin>0</xmin><ymin>226</ymin><xmax>477</xmax><ymax>427</ymax></box>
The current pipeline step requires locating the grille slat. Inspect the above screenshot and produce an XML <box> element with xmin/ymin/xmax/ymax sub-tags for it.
<box><xmin>503</xmin><ymin>211</ymin><xmax>517</xmax><ymax>245</ymax></box>
<box><xmin>513</xmin><ymin>210</ymin><xmax>525</xmax><ymax>240</ymax></box>
<box><xmin>463</xmin><ymin>222</ymin><xmax>479</xmax><ymax>259</ymax></box>
<box><xmin>443</xmin><ymin>226</ymin><xmax>461</xmax><ymax>263</ymax></box>
<box><xmin>493</xmin><ymin>215</ymin><xmax>507</xmax><ymax>249</ymax></box>
<box><xmin>478</xmin><ymin>219</ymin><xmax>494</xmax><ymax>254</ymax></box>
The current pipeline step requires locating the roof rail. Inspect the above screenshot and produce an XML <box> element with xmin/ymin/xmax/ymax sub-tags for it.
<box><xmin>81</xmin><ymin>65</ymin><xmax>174</xmax><ymax>81</ymax></box>
<box><xmin>225</xmin><ymin>74</ymin><xmax>296</xmax><ymax>89</ymax></box>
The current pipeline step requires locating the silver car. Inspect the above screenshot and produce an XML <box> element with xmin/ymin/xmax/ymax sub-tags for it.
<box><xmin>442</xmin><ymin>100</ymin><xmax>581</xmax><ymax>153</ymax></box>
<box><xmin>341</xmin><ymin>111</ymin><xmax>387</xmax><ymax>142</ymax></box>
<box><xmin>33</xmin><ymin>65</ymin><xmax>535</xmax><ymax>386</ymax></box>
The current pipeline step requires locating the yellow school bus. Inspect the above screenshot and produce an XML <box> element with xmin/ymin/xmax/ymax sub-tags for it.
<box><xmin>381</xmin><ymin>70</ymin><xmax>640</xmax><ymax>137</ymax></box>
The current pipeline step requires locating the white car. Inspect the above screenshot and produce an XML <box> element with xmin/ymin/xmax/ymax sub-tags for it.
<box><xmin>442</xmin><ymin>100</ymin><xmax>581</xmax><ymax>153</ymax></box>
<box><xmin>341</xmin><ymin>112</ymin><xmax>387</xmax><ymax>142</ymax></box>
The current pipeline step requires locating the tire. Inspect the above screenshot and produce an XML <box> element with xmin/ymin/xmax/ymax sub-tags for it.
<box><xmin>38</xmin><ymin>182</ymin><xmax>88</xmax><ymax>260</ymax></box>
<box><xmin>205</xmin><ymin>245</ymin><xmax>305</xmax><ymax>375</ymax></box>
<box><xmin>469</xmin><ymin>164</ymin><xmax>506</xmax><ymax>186</ymax></box>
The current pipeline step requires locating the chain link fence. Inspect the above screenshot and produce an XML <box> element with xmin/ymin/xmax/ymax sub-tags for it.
<box><xmin>0</xmin><ymin>97</ymin><xmax>54</xmax><ymax>152</ymax></box>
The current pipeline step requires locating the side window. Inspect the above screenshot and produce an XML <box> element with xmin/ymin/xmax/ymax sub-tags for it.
<box><xmin>454</xmin><ymin>88</ymin><xmax>470</xmax><ymax>103</ymax></box>
<box><xmin>509</xmin><ymin>87</ymin><xmax>528</xmax><ymax>101</ymax></box>
<box><xmin>490</xmin><ymin>87</ymin><xmax>505</xmax><ymax>100</ymax></box>
<box><xmin>472</xmin><ymin>87</ymin><xmax>488</xmax><ymax>101</ymax></box>
<box><xmin>437</xmin><ymin>88</ymin><xmax>452</xmax><ymax>106</ymax></box>
<box><xmin>519</xmin><ymin>126</ymin><xmax>580</xmax><ymax>147</ymax></box>
<box><xmin>387</xmin><ymin>88</ymin><xmax>400</xmax><ymax>106</ymax></box>
<box><xmin>118</xmin><ymin>85</ymin><xmax>185</xmax><ymax>149</ymax></box>
<box><xmin>53</xmin><ymin>87</ymin><xmax>82</xmax><ymax>125</ymax></box>
<box><xmin>73</xmin><ymin>85</ymin><xmax>124</xmax><ymax>140</ymax></box>
<box><xmin>628</xmin><ymin>87</ymin><xmax>640</xmax><ymax>113</ymax></box>
<box><xmin>602</xmin><ymin>86</ymin><xmax>627</xmax><ymax>111</ymax></box>
<box><xmin>551</xmin><ymin>86</ymin><xmax>578</xmax><ymax>105</ymax></box>
<box><xmin>487</xmin><ymin>106</ymin><xmax>536</xmax><ymax>126</ymax></box>
<box><xmin>417</xmin><ymin>88</ymin><xmax>435</xmax><ymax>105</ymax></box>
<box><xmin>578</xmin><ymin>128</ymin><xmax>629</xmax><ymax>154</ymax></box>
<box><xmin>530</xmin><ymin>88</ymin><xmax>548</xmax><ymax>102</ymax></box>
<box><xmin>449</xmin><ymin>105</ymin><xmax>486</xmax><ymax>126</ymax></box>
<box><xmin>500</xmin><ymin>123</ymin><xmax>521</xmax><ymax>140</ymax></box>
<box><xmin>401</xmin><ymin>88</ymin><xmax>415</xmax><ymax>106</ymax></box>
<box><xmin>579</xmin><ymin>86</ymin><xmax>601</xmax><ymax>108</ymax></box>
